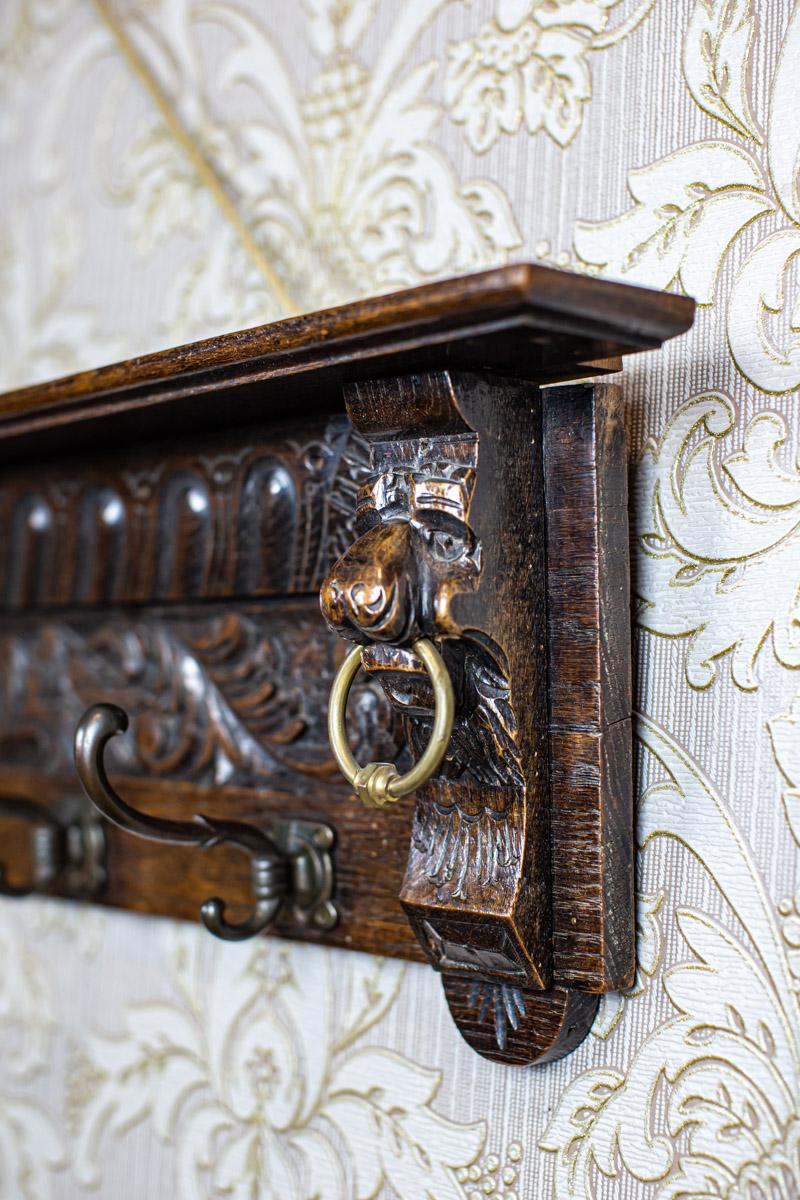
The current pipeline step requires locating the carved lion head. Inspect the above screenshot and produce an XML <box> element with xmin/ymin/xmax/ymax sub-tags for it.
<box><xmin>320</xmin><ymin>458</ymin><xmax>480</xmax><ymax>647</ymax></box>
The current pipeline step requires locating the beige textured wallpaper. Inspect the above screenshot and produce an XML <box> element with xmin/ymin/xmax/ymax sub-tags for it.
<box><xmin>1</xmin><ymin>1</ymin><xmax>800</xmax><ymax>1196</ymax></box>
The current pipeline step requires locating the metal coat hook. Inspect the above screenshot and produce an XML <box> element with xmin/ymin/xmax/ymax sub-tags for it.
<box><xmin>0</xmin><ymin>795</ymin><xmax>105</xmax><ymax>899</ymax></box>
<box><xmin>0</xmin><ymin>797</ymin><xmax>64</xmax><ymax>896</ymax></box>
<box><xmin>74</xmin><ymin>703</ymin><xmax>337</xmax><ymax>942</ymax></box>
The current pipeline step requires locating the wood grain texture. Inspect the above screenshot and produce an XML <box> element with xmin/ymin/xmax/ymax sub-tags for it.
<box><xmin>322</xmin><ymin>371</ymin><xmax>551</xmax><ymax>995</ymax></box>
<box><xmin>0</xmin><ymin>769</ymin><xmax>423</xmax><ymax>960</ymax></box>
<box><xmin>441</xmin><ymin>976</ymin><xmax>599</xmax><ymax>1066</ymax></box>
<box><xmin>0</xmin><ymin>600</ymin><xmax>404</xmax><ymax>790</ymax></box>
<box><xmin>543</xmin><ymin>383</ymin><xmax>634</xmax><ymax>991</ymax></box>
<box><xmin>0</xmin><ymin>597</ymin><xmax>420</xmax><ymax>960</ymax></box>
<box><xmin>322</xmin><ymin>370</ymin><xmax>633</xmax><ymax>1062</ymax></box>
<box><xmin>0</xmin><ymin>264</ymin><xmax>693</xmax><ymax>462</ymax></box>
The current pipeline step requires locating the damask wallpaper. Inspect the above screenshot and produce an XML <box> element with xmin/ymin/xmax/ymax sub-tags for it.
<box><xmin>1</xmin><ymin>0</ymin><xmax>799</xmax><ymax>1196</ymax></box>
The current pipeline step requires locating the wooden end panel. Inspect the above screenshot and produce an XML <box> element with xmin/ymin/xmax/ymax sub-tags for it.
<box><xmin>543</xmin><ymin>383</ymin><xmax>634</xmax><ymax>991</ymax></box>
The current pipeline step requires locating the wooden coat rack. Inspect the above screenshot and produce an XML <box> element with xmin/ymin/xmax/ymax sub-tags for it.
<box><xmin>0</xmin><ymin>265</ymin><xmax>693</xmax><ymax>1063</ymax></box>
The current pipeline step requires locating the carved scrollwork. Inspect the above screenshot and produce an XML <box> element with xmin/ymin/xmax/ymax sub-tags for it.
<box><xmin>319</xmin><ymin>370</ymin><xmax>643</xmax><ymax>1068</ymax></box>
<box><xmin>319</xmin><ymin>370</ymin><xmax>566</xmax><ymax>1063</ymax></box>
<box><xmin>0</xmin><ymin>606</ymin><xmax>402</xmax><ymax>790</ymax></box>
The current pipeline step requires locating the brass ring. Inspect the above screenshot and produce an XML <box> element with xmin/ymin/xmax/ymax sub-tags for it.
<box><xmin>328</xmin><ymin>637</ymin><xmax>454</xmax><ymax>808</ymax></box>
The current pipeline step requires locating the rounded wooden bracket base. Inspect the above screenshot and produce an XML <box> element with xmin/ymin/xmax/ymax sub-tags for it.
<box><xmin>441</xmin><ymin>975</ymin><xmax>599</xmax><ymax>1066</ymax></box>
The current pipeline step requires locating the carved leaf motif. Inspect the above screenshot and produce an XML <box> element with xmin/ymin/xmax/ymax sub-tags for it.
<box><xmin>466</xmin><ymin>981</ymin><xmax>527</xmax><ymax>1050</ymax></box>
<box><xmin>0</xmin><ymin>608</ymin><xmax>401</xmax><ymax>788</ymax></box>
<box><xmin>634</xmin><ymin>394</ymin><xmax>800</xmax><ymax>689</ymax></box>
<box><xmin>574</xmin><ymin>142</ymin><xmax>772</xmax><ymax>302</ymax></box>
<box><xmin>683</xmin><ymin>0</ymin><xmax>761</xmax><ymax>140</ymax></box>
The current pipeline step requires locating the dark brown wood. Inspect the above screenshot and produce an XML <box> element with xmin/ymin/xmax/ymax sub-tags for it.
<box><xmin>318</xmin><ymin>368</ymin><xmax>637</xmax><ymax>1062</ymax></box>
<box><xmin>0</xmin><ymin>770</ymin><xmax>423</xmax><ymax>960</ymax></box>
<box><xmin>0</xmin><ymin>264</ymin><xmax>692</xmax><ymax>462</ymax></box>
<box><xmin>0</xmin><ymin>601</ymin><xmax>402</xmax><ymax>789</ymax></box>
<box><xmin>0</xmin><ymin>265</ymin><xmax>693</xmax><ymax>1066</ymax></box>
<box><xmin>325</xmin><ymin>371</ymin><xmax>552</xmax><ymax>1000</ymax></box>
<box><xmin>441</xmin><ymin>976</ymin><xmax>599</xmax><ymax>1066</ymax></box>
<box><xmin>0</xmin><ymin>600</ymin><xmax>421</xmax><ymax>960</ymax></box>
<box><xmin>543</xmin><ymin>383</ymin><xmax>635</xmax><ymax>991</ymax></box>
<box><xmin>0</xmin><ymin>414</ymin><xmax>364</xmax><ymax>610</ymax></box>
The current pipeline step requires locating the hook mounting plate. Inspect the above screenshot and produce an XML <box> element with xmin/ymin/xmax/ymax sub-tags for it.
<box><xmin>274</xmin><ymin>818</ymin><xmax>338</xmax><ymax>934</ymax></box>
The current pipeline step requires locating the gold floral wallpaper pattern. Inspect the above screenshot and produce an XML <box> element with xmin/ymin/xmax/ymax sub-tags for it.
<box><xmin>1</xmin><ymin>0</ymin><xmax>799</xmax><ymax>1196</ymax></box>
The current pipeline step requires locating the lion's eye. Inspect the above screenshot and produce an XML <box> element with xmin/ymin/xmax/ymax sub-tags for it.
<box><xmin>429</xmin><ymin>530</ymin><xmax>462</xmax><ymax>560</ymax></box>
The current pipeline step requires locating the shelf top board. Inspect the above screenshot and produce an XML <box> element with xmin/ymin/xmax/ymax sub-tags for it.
<box><xmin>0</xmin><ymin>264</ymin><xmax>694</xmax><ymax>459</ymax></box>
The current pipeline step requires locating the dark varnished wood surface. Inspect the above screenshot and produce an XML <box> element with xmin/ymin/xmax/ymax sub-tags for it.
<box><xmin>0</xmin><ymin>264</ymin><xmax>694</xmax><ymax>1064</ymax></box>
<box><xmin>0</xmin><ymin>597</ymin><xmax>421</xmax><ymax>959</ymax></box>
<box><xmin>319</xmin><ymin>368</ymin><xmax>636</xmax><ymax>1062</ymax></box>
<box><xmin>0</xmin><ymin>415</ymin><xmax>364</xmax><ymax>610</ymax></box>
<box><xmin>544</xmin><ymin>384</ymin><xmax>634</xmax><ymax>991</ymax></box>
<box><xmin>442</xmin><ymin>975</ymin><xmax>600</xmax><ymax>1066</ymax></box>
<box><xmin>0</xmin><ymin>264</ymin><xmax>692</xmax><ymax>461</ymax></box>
<box><xmin>328</xmin><ymin>370</ymin><xmax>552</xmax><ymax>996</ymax></box>
<box><xmin>0</xmin><ymin>600</ymin><xmax>401</xmax><ymax>790</ymax></box>
<box><xmin>0</xmin><ymin>772</ymin><xmax>423</xmax><ymax>961</ymax></box>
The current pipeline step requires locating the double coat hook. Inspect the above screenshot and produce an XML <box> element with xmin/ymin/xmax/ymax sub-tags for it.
<box><xmin>74</xmin><ymin>704</ymin><xmax>337</xmax><ymax>941</ymax></box>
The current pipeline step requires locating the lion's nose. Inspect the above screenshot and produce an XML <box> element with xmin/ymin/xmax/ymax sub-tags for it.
<box><xmin>350</xmin><ymin>582</ymin><xmax>386</xmax><ymax>615</ymax></box>
<box><xmin>320</xmin><ymin>520</ymin><xmax>413</xmax><ymax>642</ymax></box>
<box><xmin>335</xmin><ymin>573</ymin><xmax>395</xmax><ymax>635</ymax></box>
<box><xmin>320</xmin><ymin>572</ymin><xmax>392</xmax><ymax>638</ymax></box>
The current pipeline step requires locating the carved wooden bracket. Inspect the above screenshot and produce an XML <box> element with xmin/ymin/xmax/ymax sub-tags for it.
<box><xmin>320</xmin><ymin>370</ymin><xmax>638</xmax><ymax>1063</ymax></box>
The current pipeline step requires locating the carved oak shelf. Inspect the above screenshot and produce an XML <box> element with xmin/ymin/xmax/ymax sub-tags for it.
<box><xmin>0</xmin><ymin>265</ymin><xmax>693</xmax><ymax>1064</ymax></box>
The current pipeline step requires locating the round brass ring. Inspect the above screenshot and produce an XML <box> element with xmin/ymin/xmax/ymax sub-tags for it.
<box><xmin>327</xmin><ymin>637</ymin><xmax>455</xmax><ymax>808</ymax></box>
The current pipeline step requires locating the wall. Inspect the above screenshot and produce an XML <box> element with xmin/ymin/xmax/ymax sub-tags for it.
<box><xmin>1</xmin><ymin>1</ymin><xmax>799</xmax><ymax>1196</ymax></box>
